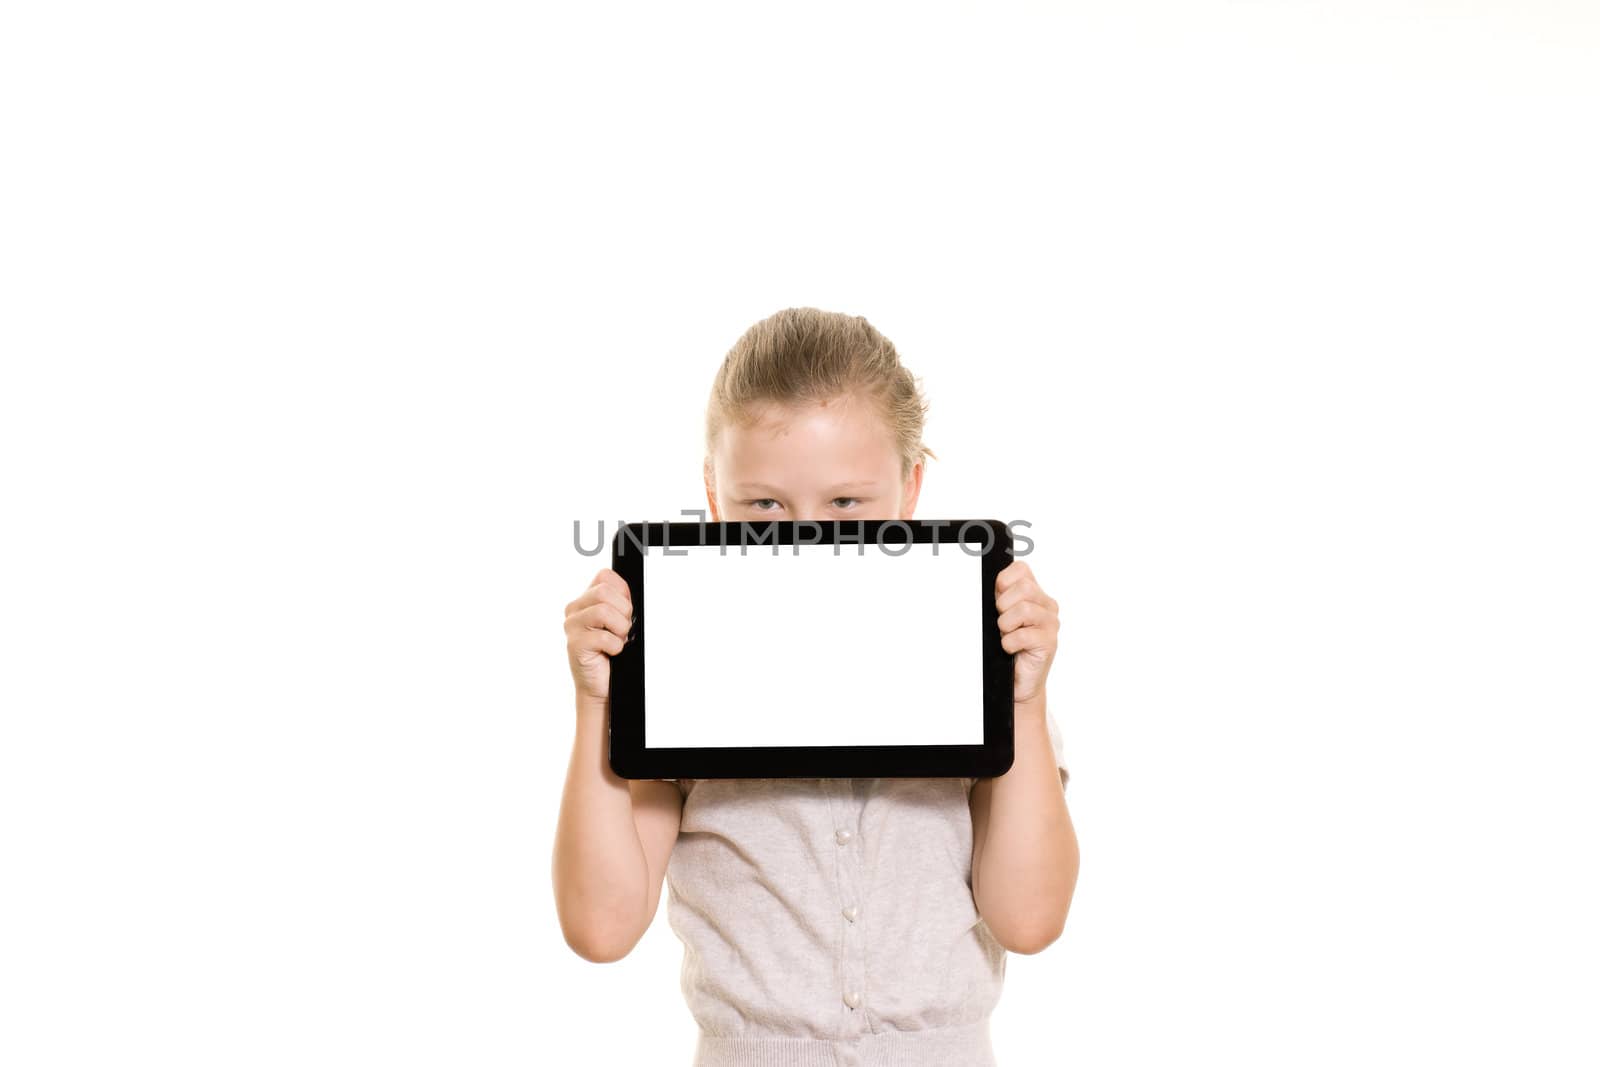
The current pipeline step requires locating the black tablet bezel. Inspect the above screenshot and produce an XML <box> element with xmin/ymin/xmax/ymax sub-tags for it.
<box><xmin>607</xmin><ymin>518</ymin><xmax>1015</xmax><ymax>780</ymax></box>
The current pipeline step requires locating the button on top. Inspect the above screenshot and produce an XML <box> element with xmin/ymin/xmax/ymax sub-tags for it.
<box><xmin>842</xmin><ymin>905</ymin><xmax>859</xmax><ymax>922</ymax></box>
<box><xmin>834</xmin><ymin>828</ymin><xmax>854</xmax><ymax>845</ymax></box>
<box><xmin>843</xmin><ymin>990</ymin><xmax>862</xmax><ymax>1009</ymax></box>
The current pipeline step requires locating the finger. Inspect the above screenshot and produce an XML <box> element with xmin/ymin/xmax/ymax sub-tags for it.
<box><xmin>568</xmin><ymin>579</ymin><xmax>631</xmax><ymax>620</ymax></box>
<box><xmin>585</xmin><ymin>601</ymin><xmax>632</xmax><ymax>639</ymax></box>
<box><xmin>996</xmin><ymin>576</ymin><xmax>1052</xmax><ymax>616</ymax></box>
<box><xmin>994</xmin><ymin>559</ymin><xmax>1032</xmax><ymax>596</ymax></box>
<box><xmin>997</xmin><ymin>600</ymin><xmax>1052</xmax><ymax>634</ymax></box>
<box><xmin>566</xmin><ymin>601</ymin><xmax>631</xmax><ymax>641</ymax></box>
<box><xmin>1001</xmin><ymin>625</ymin><xmax>1052</xmax><ymax>655</ymax></box>
<box><xmin>594</xmin><ymin>568</ymin><xmax>633</xmax><ymax>601</ymax></box>
<box><xmin>579</xmin><ymin>628</ymin><xmax>626</xmax><ymax>658</ymax></box>
<box><xmin>590</xmin><ymin>580</ymin><xmax>632</xmax><ymax>617</ymax></box>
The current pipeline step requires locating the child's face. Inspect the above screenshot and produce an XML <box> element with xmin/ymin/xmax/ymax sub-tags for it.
<box><xmin>705</xmin><ymin>394</ymin><xmax>922</xmax><ymax>523</ymax></box>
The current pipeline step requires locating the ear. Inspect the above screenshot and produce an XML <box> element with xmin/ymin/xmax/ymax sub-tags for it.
<box><xmin>899</xmin><ymin>459</ymin><xmax>924</xmax><ymax>520</ymax></box>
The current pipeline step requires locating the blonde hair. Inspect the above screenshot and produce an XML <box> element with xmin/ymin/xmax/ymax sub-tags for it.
<box><xmin>704</xmin><ymin>307</ymin><xmax>937</xmax><ymax>483</ymax></box>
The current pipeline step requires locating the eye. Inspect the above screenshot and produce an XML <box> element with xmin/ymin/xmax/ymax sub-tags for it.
<box><xmin>832</xmin><ymin>497</ymin><xmax>860</xmax><ymax>509</ymax></box>
<box><xmin>748</xmin><ymin>498</ymin><xmax>781</xmax><ymax>512</ymax></box>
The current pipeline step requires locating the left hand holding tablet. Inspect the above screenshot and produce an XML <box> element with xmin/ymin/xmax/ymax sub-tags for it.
<box><xmin>995</xmin><ymin>559</ymin><xmax>1060</xmax><ymax>707</ymax></box>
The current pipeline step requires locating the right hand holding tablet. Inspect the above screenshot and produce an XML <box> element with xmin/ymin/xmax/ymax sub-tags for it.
<box><xmin>564</xmin><ymin>567</ymin><xmax>634</xmax><ymax>710</ymax></box>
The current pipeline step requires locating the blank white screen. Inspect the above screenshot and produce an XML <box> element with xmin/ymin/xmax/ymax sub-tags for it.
<box><xmin>643</xmin><ymin>540</ymin><xmax>985</xmax><ymax>748</ymax></box>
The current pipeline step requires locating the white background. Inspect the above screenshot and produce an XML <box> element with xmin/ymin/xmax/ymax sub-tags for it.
<box><xmin>3</xmin><ymin>2</ymin><xmax>1597</xmax><ymax>1065</ymax></box>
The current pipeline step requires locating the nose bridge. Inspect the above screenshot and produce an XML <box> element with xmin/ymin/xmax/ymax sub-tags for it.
<box><xmin>786</xmin><ymin>496</ymin><xmax>821</xmax><ymax>524</ymax></box>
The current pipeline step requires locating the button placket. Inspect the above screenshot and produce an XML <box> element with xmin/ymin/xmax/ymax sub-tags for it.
<box><xmin>822</xmin><ymin>778</ymin><xmax>869</xmax><ymax>1030</ymax></box>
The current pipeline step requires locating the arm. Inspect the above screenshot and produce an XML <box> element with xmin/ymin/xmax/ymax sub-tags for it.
<box><xmin>970</xmin><ymin>557</ymin><xmax>1079</xmax><ymax>955</ymax></box>
<box><xmin>970</xmin><ymin>695</ymin><xmax>1079</xmax><ymax>954</ymax></box>
<box><xmin>552</xmin><ymin>693</ymin><xmax>683</xmax><ymax>962</ymax></box>
<box><xmin>553</xmin><ymin>569</ymin><xmax>683</xmax><ymax>963</ymax></box>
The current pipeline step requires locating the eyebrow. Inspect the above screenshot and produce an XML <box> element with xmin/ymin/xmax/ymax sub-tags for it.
<box><xmin>733</xmin><ymin>481</ymin><xmax>879</xmax><ymax>495</ymax></box>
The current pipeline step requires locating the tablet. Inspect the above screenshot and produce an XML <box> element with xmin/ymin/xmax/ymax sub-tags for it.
<box><xmin>607</xmin><ymin>518</ymin><xmax>1015</xmax><ymax>779</ymax></box>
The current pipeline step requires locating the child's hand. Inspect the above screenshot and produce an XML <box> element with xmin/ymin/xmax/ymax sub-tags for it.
<box><xmin>564</xmin><ymin>568</ymin><xmax>634</xmax><ymax>710</ymax></box>
<box><xmin>995</xmin><ymin>559</ymin><xmax>1060</xmax><ymax>706</ymax></box>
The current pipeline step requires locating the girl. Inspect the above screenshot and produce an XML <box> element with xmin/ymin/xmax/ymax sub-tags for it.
<box><xmin>555</xmin><ymin>307</ymin><xmax>1079</xmax><ymax>1066</ymax></box>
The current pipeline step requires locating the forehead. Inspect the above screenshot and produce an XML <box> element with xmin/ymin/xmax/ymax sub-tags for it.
<box><xmin>714</xmin><ymin>396</ymin><xmax>898</xmax><ymax>490</ymax></box>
